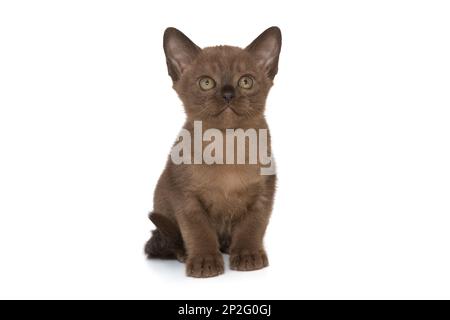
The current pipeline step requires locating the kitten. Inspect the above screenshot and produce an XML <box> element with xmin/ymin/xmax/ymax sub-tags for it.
<box><xmin>145</xmin><ymin>27</ymin><xmax>281</xmax><ymax>278</ymax></box>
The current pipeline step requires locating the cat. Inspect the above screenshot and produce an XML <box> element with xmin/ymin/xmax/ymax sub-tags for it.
<box><xmin>145</xmin><ymin>27</ymin><xmax>281</xmax><ymax>277</ymax></box>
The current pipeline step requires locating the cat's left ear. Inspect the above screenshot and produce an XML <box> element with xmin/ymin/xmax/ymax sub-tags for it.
<box><xmin>246</xmin><ymin>27</ymin><xmax>282</xmax><ymax>79</ymax></box>
<box><xmin>163</xmin><ymin>27</ymin><xmax>201</xmax><ymax>82</ymax></box>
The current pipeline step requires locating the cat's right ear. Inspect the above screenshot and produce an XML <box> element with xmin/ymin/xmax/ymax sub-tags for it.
<box><xmin>246</xmin><ymin>27</ymin><xmax>282</xmax><ymax>80</ymax></box>
<box><xmin>163</xmin><ymin>27</ymin><xmax>201</xmax><ymax>82</ymax></box>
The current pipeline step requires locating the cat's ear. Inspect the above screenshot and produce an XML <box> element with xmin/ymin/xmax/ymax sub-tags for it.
<box><xmin>246</xmin><ymin>27</ymin><xmax>282</xmax><ymax>79</ymax></box>
<box><xmin>163</xmin><ymin>27</ymin><xmax>201</xmax><ymax>81</ymax></box>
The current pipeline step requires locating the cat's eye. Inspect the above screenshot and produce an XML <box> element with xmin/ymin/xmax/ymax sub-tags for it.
<box><xmin>238</xmin><ymin>76</ymin><xmax>254</xmax><ymax>89</ymax></box>
<box><xmin>198</xmin><ymin>77</ymin><xmax>216</xmax><ymax>90</ymax></box>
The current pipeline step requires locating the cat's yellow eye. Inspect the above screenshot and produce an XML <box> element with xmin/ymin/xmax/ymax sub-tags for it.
<box><xmin>238</xmin><ymin>76</ymin><xmax>254</xmax><ymax>89</ymax></box>
<box><xmin>198</xmin><ymin>77</ymin><xmax>216</xmax><ymax>90</ymax></box>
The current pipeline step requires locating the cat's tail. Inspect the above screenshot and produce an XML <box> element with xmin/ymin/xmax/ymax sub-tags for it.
<box><xmin>144</xmin><ymin>212</ymin><xmax>185</xmax><ymax>261</ymax></box>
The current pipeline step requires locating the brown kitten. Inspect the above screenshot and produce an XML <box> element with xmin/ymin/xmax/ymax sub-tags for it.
<box><xmin>145</xmin><ymin>27</ymin><xmax>281</xmax><ymax>278</ymax></box>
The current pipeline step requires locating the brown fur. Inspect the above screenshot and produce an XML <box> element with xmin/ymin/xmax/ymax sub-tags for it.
<box><xmin>145</xmin><ymin>27</ymin><xmax>281</xmax><ymax>277</ymax></box>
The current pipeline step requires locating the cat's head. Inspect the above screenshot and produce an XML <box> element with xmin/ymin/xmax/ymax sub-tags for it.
<box><xmin>163</xmin><ymin>27</ymin><xmax>281</xmax><ymax>127</ymax></box>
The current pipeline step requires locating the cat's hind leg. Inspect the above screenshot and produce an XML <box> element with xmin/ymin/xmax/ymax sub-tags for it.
<box><xmin>145</xmin><ymin>212</ymin><xmax>185</xmax><ymax>261</ymax></box>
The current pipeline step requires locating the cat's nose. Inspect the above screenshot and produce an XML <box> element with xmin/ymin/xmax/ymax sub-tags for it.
<box><xmin>221</xmin><ymin>85</ymin><xmax>235</xmax><ymax>103</ymax></box>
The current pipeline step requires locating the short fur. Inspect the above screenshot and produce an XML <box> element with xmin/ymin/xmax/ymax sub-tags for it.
<box><xmin>145</xmin><ymin>27</ymin><xmax>282</xmax><ymax>277</ymax></box>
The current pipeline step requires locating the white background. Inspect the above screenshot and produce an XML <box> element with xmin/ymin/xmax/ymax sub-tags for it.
<box><xmin>0</xmin><ymin>0</ymin><xmax>449</xmax><ymax>299</ymax></box>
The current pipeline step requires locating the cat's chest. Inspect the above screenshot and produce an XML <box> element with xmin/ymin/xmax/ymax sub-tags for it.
<box><xmin>190</xmin><ymin>164</ymin><xmax>261</xmax><ymax>215</ymax></box>
<box><xmin>191</xmin><ymin>164</ymin><xmax>260</xmax><ymax>193</ymax></box>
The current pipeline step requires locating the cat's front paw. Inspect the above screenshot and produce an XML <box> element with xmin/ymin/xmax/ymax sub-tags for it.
<box><xmin>186</xmin><ymin>253</ymin><xmax>224</xmax><ymax>278</ymax></box>
<box><xmin>230</xmin><ymin>249</ymin><xmax>269</xmax><ymax>271</ymax></box>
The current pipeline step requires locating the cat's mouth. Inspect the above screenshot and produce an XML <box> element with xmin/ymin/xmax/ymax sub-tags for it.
<box><xmin>213</xmin><ymin>106</ymin><xmax>241</xmax><ymax>117</ymax></box>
